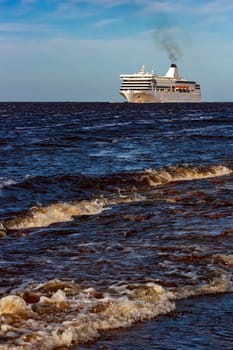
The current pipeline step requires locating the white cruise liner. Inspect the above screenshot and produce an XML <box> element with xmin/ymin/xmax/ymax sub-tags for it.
<box><xmin>119</xmin><ymin>64</ymin><xmax>201</xmax><ymax>103</ymax></box>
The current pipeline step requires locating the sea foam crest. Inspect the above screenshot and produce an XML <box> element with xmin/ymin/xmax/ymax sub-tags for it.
<box><xmin>1</xmin><ymin>164</ymin><xmax>232</xmax><ymax>233</ymax></box>
<box><xmin>2</xmin><ymin>199</ymin><xmax>106</xmax><ymax>231</ymax></box>
<box><xmin>142</xmin><ymin>164</ymin><xmax>232</xmax><ymax>186</ymax></box>
<box><xmin>0</xmin><ymin>271</ymin><xmax>232</xmax><ymax>349</ymax></box>
<box><xmin>0</xmin><ymin>280</ymin><xmax>175</xmax><ymax>349</ymax></box>
<box><xmin>0</xmin><ymin>178</ymin><xmax>16</xmax><ymax>189</ymax></box>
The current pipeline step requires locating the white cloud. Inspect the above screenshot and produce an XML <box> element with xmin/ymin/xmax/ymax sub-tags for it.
<box><xmin>94</xmin><ymin>18</ymin><xmax>120</xmax><ymax>27</ymax></box>
<box><xmin>0</xmin><ymin>23</ymin><xmax>40</xmax><ymax>32</ymax></box>
<box><xmin>138</xmin><ymin>0</ymin><xmax>181</xmax><ymax>13</ymax></box>
<box><xmin>195</xmin><ymin>0</ymin><xmax>233</xmax><ymax>14</ymax></box>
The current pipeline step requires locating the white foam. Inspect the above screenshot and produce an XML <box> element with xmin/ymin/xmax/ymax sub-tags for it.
<box><xmin>0</xmin><ymin>280</ymin><xmax>175</xmax><ymax>349</ymax></box>
<box><xmin>0</xmin><ymin>269</ymin><xmax>232</xmax><ymax>350</ymax></box>
<box><xmin>174</xmin><ymin>272</ymin><xmax>233</xmax><ymax>300</ymax></box>
<box><xmin>0</xmin><ymin>295</ymin><xmax>31</xmax><ymax>316</ymax></box>
<box><xmin>2</xmin><ymin>163</ymin><xmax>232</xmax><ymax>232</ymax></box>
<box><xmin>0</xmin><ymin>178</ymin><xmax>16</xmax><ymax>190</ymax></box>
<box><xmin>0</xmin><ymin>178</ymin><xmax>16</xmax><ymax>197</ymax></box>
<box><xmin>143</xmin><ymin>165</ymin><xmax>232</xmax><ymax>186</ymax></box>
<box><xmin>5</xmin><ymin>199</ymin><xmax>106</xmax><ymax>230</ymax></box>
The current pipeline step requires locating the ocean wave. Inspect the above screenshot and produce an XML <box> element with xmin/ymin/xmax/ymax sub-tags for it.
<box><xmin>0</xmin><ymin>270</ymin><xmax>232</xmax><ymax>350</ymax></box>
<box><xmin>0</xmin><ymin>178</ymin><xmax>16</xmax><ymax>190</ymax></box>
<box><xmin>140</xmin><ymin>164</ymin><xmax>232</xmax><ymax>186</ymax></box>
<box><xmin>2</xmin><ymin>200</ymin><xmax>107</xmax><ymax>232</ymax></box>
<box><xmin>0</xmin><ymin>163</ymin><xmax>232</xmax><ymax>234</ymax></box>
<box><xmin>0</xmin><ymin>279</ymin><xmax>175</xmax><ymax>349</ymax></box>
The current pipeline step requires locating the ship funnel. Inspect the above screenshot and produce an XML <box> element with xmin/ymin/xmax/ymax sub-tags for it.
<box><xmin>165</xmin><ymin>63</ymin><xmax>179</xmax><ymax>79</ymax></box>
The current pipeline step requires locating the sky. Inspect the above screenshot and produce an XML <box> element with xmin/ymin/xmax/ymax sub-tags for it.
<box><xmin>0</xmin><ymin>0</ymin><xmax>233</xmax><ymax>102</ymax></box>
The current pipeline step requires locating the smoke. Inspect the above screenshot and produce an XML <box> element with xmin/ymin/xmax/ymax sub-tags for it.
<box><xmin>154</xmin><ymin>28</ymin><xmax>182</xmax><ymax>62</ymax></box>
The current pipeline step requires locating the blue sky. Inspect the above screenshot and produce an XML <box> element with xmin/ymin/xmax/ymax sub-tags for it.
<box><xmin>0</xmin><ymin>0</ymin><xmax>232</xmax><ymax>101</ymax></box>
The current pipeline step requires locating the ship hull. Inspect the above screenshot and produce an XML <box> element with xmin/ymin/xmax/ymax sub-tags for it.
<box><xmin>120</xmin><ymin>90</ymin><xmax>201</xmax><ymax>103</ymax></box>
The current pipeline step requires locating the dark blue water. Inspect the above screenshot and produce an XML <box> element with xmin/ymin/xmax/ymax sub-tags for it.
<box><xmin>0</xmin><ymin>102</ymin><xmax>232</xmax><ymax>350</ymax></box>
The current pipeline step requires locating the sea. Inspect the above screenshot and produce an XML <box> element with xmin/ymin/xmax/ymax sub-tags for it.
<box><xmin>0</xmin><ymin>102</ymin><xmax>232</xmax><ymax>350</ymax></box>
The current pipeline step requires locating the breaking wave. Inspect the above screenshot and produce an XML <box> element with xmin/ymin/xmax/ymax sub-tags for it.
<box><xmin>140</xmin><ymin>164</ymin><xmax>232</xmax><ymax>186</ymax></box>
<box><xmin>0</xmin><ymin>164</ymin><xmax>232</xmax><ymax>234</ymax></box>
<box><xmin>0</xmin><ymin>178</ymin><xmax>16</xmax><ymax>188</ymax></box>
<box><xmin>0</xmin><ymin>268</ymin><xmax>232</xmax><ymax>350</ymax></box>
<box><xmin>2</xmin><ymin>200</ymin><xmax>106</xmax><ymax>232</ymax></box>
<box><xmin>0</xmin><ymin>279</ymin><xmax>175</xmax><ymax>349</ymax></box>
<box><xmin>0</xmin><ymin>178</ymin><xmax>16</xmax><ymax>196</ymax></box>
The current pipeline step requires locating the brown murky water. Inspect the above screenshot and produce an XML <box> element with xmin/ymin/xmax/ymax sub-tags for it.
<box><xmin>0</xmin><ymin>102</ymin><xmax>232</xmax><ymax>349</ymax></box>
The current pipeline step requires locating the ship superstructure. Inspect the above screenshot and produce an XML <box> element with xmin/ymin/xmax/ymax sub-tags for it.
<box><xmin>119</xmin><ymin>64</ymin><xmax>201</xmax><ymax>103</ymax></box>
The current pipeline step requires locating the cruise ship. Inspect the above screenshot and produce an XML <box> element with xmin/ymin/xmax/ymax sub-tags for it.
<box><xmin>119</xmin><ymin>63</ymin><xmax>201</xmax><ymax>103</ymax></box>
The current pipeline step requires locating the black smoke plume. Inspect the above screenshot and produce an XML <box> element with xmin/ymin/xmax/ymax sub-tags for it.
<box><xmin>154</xmin><ymin>28</ymin><xmax>182</xmax><ymax>62</ymax></box>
